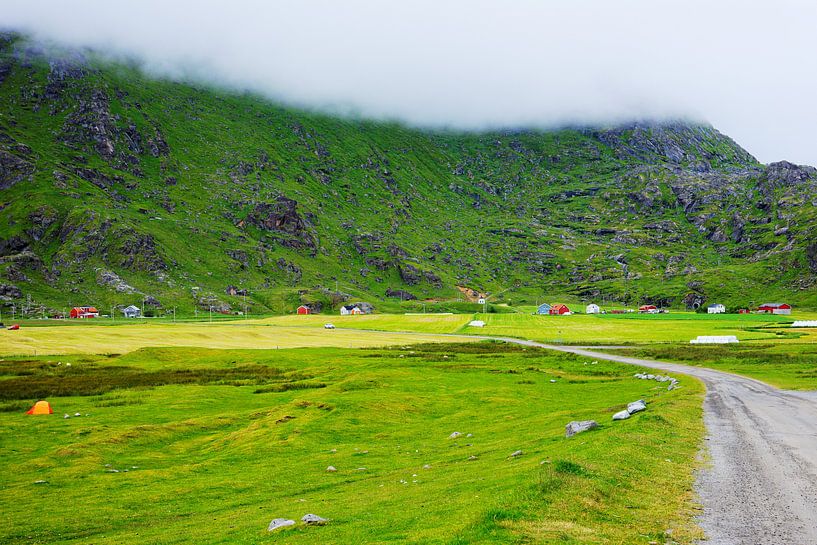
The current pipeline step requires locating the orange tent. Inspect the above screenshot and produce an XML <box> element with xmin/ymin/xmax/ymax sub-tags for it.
<box><xmin>26</xmin><ymin>401</ymin><xmax>53</xmax><ymax>415</ymax></box>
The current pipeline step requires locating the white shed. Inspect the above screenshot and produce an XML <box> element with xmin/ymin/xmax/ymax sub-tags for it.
<box><xmin>468</xmin><ymin>320</ymin><xmax>486</xmax><ymax>327</ymax></box>
<box><xmin>707</xmin><ymin>304</ymin><xmax>726</xmax><ymax>314</ymax></box>
<box><xmin>586</xmin><ymin>304</ymin><xmax>600</xmax><ymax>314</ymax></box>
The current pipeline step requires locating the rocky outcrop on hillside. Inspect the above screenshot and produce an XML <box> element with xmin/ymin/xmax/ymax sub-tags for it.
<box><xmin>246</xmin><ymin>196</ymin><xmax>318</xmax><ymax>251</ymax></box>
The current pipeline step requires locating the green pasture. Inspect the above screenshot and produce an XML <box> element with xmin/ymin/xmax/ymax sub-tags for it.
<box><xmin>0</xmin><ymin>343</ymin><xmax>704</xmax><ymax>544</ymax></box>
<box><xmin>618</xmin><ymin>342</ymin><xmax>817</xmax><ymax>390</ymax></box>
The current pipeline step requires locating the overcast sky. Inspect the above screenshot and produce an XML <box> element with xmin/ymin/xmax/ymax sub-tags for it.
<box><xmin>3</xmin><ymin>0</ymin><xmax>817</xmax><ymax>165</ymax></box>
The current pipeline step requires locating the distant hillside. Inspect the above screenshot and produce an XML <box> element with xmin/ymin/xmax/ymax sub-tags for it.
<box><xmin>2</xmin><ymin>33</ymin><xmax>817</xmax><ymax>316</ymax></box>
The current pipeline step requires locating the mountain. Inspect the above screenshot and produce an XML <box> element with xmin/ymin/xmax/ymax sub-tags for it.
<box><xmin>1</xmin><ymin>33</ymin><xmax>817</xmax><ymax>316</ymax></box>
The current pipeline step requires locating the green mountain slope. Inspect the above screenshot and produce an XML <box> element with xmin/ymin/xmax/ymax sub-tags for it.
<box><xmin>2</xmin><ymin>34</ymin><xmax>817</xmax><ymax>316</ymax></box>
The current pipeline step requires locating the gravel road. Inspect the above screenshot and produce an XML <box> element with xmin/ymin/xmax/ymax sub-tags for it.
<box><xmin>495</xmin><ymin>338</ymin><xmax>817</xmax><ymax>544</ymax></box>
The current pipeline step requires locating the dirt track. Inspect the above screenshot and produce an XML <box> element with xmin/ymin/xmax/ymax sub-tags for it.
<box><xmin>497</xmin><ymin>339</ymin><xmax>817</xmax><ymax>544</ymax></box>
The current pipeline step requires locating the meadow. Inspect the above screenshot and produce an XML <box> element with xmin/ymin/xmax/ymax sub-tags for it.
<box><xmin>260</xmin><ymin>311</ymin><xmax>802</xmax><ymax>344</ymax></box>
<box><xmin>0</xmin><ymin>321</ymin><xmax>473</xmax><ymax>357</ymax></box>
<box><xmin>618</xmin><ymin>342</ymin><xmax>817</xmax><ymax>390</ymax></box>
<box><xmin>0</xmin><ymin>343</ymin><xmax>703</xmax><ymax>544</ymax></box>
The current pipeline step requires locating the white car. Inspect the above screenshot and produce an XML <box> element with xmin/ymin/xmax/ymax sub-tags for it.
<box><xmin>324</xmin><ymin>323</ymin><xmax>335</xmax><ymax>329</ymax></box>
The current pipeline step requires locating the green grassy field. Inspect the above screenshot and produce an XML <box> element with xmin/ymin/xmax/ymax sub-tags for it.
<box><xmin>0</xmin><ymin>342</ymin><xmax>703</xmax><ymax>544</ymax></box>
<box><xmin>2</xmin><ymin>312</ymin><xmax>810</xmax><ymax>357</ymax></box>
<box><xmin>261</xmin><ymin>311</ymin><xmax>806</xmax><ymax>344</ymax></box>
<box><xmin>0</xmin><ymin>321</ymin><xmax>474</xmax><ymax>356</ymax></box>
<box><xmin>617</xmin><ymin>342</ymin><xmax>817</xmax><ymax>390</ymax></box>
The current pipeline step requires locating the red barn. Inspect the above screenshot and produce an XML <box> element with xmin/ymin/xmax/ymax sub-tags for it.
<box><xmin>549</xmin><ymin>304</ymin><xmax>571</xmax><ymax>315</ymax></box>
<box><xmin>638</xmin><ymin>305</ymin><xmax>658</xmax><ymax>314</ymax></box>
<box><xmin>70</xmin><ymin>306</ymin><xmax>99</xmax><ymax>319</ymax></box>
<box><xmin>757</xmin><ymin>303</ymin><xmax>791</xmax><ymax>315</ymax></box>
<box><xmin>296</xmin><ymin>305</ymin><xmax>311</xmax><ymax>315</ymax></box>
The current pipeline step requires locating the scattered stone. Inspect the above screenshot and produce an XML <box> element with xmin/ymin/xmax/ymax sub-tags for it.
<box><xmin>612</xmin><ymin>410</ymin><xmax>631</xmax><ymax>421</ymax></box>
<box><xmin>468</xmin><ymin>455</ymin><xmax>478</xmax><ymax>461</ymax></box>
<box><xmin>627</xmin><ymin>400</ymin><xmax>647</xmax><ymax>414</ymax></box>
<box><xmin>466</xmin><ymin>433</ymin><xmax>473</xmax><ymax>438</ymax></box>
<box><xmin>301</xmin><ymin>514</ymin><xmax>328</xmax><ymax>525</ymax></box>
<box><xmin>106</xmin><ymin>469</ymin><xmax>119</xmax><ymax>473</ymax></box>
<box><xmin>550</xmin><ymin>379</ymin><xmax>557</xmax><ymax>383</ymax></box>
<box><xmin>65</xmin><ymin>363</ymin><xmax>71</xmax><ymax>367</ymax></box>
<box><xmin>34</xmin><ymin>480</ymin><xmax>47</xmax><ymax>484</ymax></box>
<box><xmin>326</xmin><ymin>466</ymin><xmax>337</xmax><ymax>472</ymax></box>
<box><xmin>510</xmin><ymin>450</ymin><xmax>523</xmax><ymax>457</ymax></box>
<box><xmin>74</xmin><ymin>412</ymin><xmax>81</xmax><ymax>417</ymax></box>
<box><xmin>267</xmin><ymin>518</ymin><xmax>296</xmax><ymax>532</ymax></box>
<box><xmin>449</xmin><ymin>432</ymin><xmax>462</xmax><ymax>439</ymax></box>
<box><xmin>63</xmin><ymin>414</ymin><xmax>70</xmax><ymax>419</ymax></box>
<box><xmin>356</xmin><ymin>467</ymin><xmax>367</xmax><ymax>471</ymax></box>
<box><xmin>565</xmin><ymin>420</ymin><xmax>598</xmax><ymax>437</ymax></box>
<box><xmin>422</xmin><ymin>464</ymin><xmax>432</xmax><ymax>470</ymax></box>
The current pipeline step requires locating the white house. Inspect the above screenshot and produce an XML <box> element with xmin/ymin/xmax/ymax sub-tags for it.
<box><xmin>707</xmin><ymin>304</ymin><xmax>726</xmax><ymax>314</ymax></box>
<box><xmin>122</xmin><ymin>305</ymin><xmax>141</xmax><ymax>318</ymax></box>
<box><xmin>586</xmin><ymin>304</ymin><xmax>600</xmax><ymax>314</ymax></box>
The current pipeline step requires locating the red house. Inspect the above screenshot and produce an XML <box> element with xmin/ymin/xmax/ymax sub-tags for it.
<box><xmin>757</xmin><ymin>303</ymin><xmax>791</xmax><ymax>315</ymax></box>
<box><xmin>549</xmin><ymin>304</ymin><xmax>571</xmax><ymax>315</ymax></box>
<box><xmin>296</xmin><ymin>305</ymin><xmax>311</xmax><ymax>315</ymax></box>
<box><xmin>70</xmin><ymin>306</ymin><xmax>99</xmax><ymax>319</ymax></box>
<box><xmin>639</xmin><ymin>305</ymin><xmax>658</xmax><ymax>314</ymax></box>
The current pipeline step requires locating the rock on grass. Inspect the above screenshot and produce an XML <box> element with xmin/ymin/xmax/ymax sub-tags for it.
<box><xmin>267</xmin><ymin>518</ymin><xmax>295</xmax><ymax>531</ymax></box>
<box><xmin>565</xmin><ymin>420</ymin><xmax>598</xmax><ymax>437</ymax></box>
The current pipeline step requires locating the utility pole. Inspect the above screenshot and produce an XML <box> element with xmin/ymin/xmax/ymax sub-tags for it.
<box><xmin>209</xmin><ymin>305</ymin><xmax>212</xmax><ymax>322</ymax></box>
<box><xmin>172</xmin><ymin>307</ymin><xmax>176</xmax><ymax>322</ymax></box>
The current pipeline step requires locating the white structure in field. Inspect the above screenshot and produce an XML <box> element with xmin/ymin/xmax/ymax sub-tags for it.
<box><xmin>791</xmin><ymin>321</ymin><xmax>817</xmax><ymax>327</ymax></box>
<box><xmin>690</xmin><ymin>335</ymin><xmax>739</xmax><ymax>344</ymax></box>
<box><xmin>469</xmin><ymin>320</ymin><xmax>486</xmax><ymax>327</ymax></box>
<box><xmin>707</xmin><ymin>304</ymin><xmax>726</xmax><ymax>314</ymax></box>
<box><xmin>586</xmin><ymin>304</ymin><xmax>600</xmax><ymax>314</ymax></box>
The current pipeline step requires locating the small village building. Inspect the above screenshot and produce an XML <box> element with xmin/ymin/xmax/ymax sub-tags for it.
<box><xmin>586</xmin><ymin>304</ymin><xmax>600</xmax><ymax>314</ymax></box>
<box><xmin>757</xmin><ymin>303</ymin><xmax>792</xmax><ymax>315</ymax></box>
<box><xmin>122</xmin><ymin>305</ymin><xmax>141</xmax><ymax>318</ymax></box>
<box><xmin>707</xmin><ymin>304</ymin><xmax>726</xmax><ymax>314</ymax></box>
<box><xmin>469</xmin><ymin>320</ymin><xmax>486</xmax><ymax>327</ymax></box>
<box><xmin>738</xmin><ymin>309</ymin><xmax>750</xmax><ymax>314</ymax></box>
<box><xmin>340</xmin><ymin>304</ymin><xmax>362</xmax><ymax>315</ymax></box>
<box><xmin>536</xmin><ymin>303</ymin><xmax>552</xmax><ymax>315</ymax></box>
<box><xmin>70</xmin><ymin>306</ymin><xmax>99</xmax><ymax>319</ymax></box>
<box><xmin>638</xmin><ymin>305</ymin><xmax>658</xmax><ymax>314</ymax></box>
<box><xmin>549</xmin><ymin>304</ymin><xmax>571</xmax><ymax>315</ymax></box>
<box><xmin>296</xmin><ymin>305</ymin><xmax>312</xmax><ymax>315</ymax></box>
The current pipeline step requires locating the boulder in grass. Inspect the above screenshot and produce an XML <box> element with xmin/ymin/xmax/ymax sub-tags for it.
<box><xmin>565</xmin><ymin>420</ymin><xmax>598</xmax><ymax>437</ymax></box>
<box><xmin>627</xmin><ymin>400</ymin><xmax>647</xmax><ymax>414</ymax></box>
<box><xmin>267</xmin><ymin>518</ymin><xmax>295</xmax><ymax>532</ymax></box>
<box><xmin>302</xmin><ymin>513</ymin><xmax>328</xmax><ymax>525</ymax></box>
<box><xmin>612</xmin><ymin>410</ymin><xmax>631</xmax><ymax>421</ymax></box>
<box><xmin>449</xmin><ymin>431</ymin><xmax>462</xmax><ymax>439</ymax></box>
<box><xmin>326</xmin><ymin>465</ymin><xmax>337</xmax><ymax>472</ymax></box>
